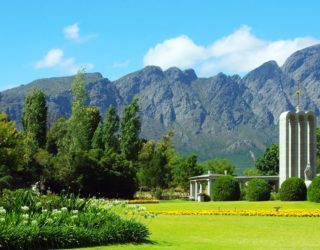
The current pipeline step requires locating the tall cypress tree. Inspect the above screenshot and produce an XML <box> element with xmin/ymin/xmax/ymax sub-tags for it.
<box><xmin>120</xmin><ymin>97</ymin><xmax>141</xmax><ymax>161</ymax></box>
<box><xmin>82</xmin><ymin>107</ymin><xmax>101</xmax><ymax>150</ymax></box>
<box><xmin>103</xmin><ymin>105</ymin><xmax>120</xmax><ymax>154</ymax></box>
<box><xmin>69</xmin><ymin>71</ymin><xmax>89</xmax><ymax>152</ymax></box>
<box><xmin>91</xmin><ymin>121</ymin><xmax>104</xmax><ymax>150</ymax></box>
<box><xmin>71</xmin><ymin>70</ymin><xmax>87</xmax><ymax>115</ymax></box>
<box><xmin>22</xmin><ymin>88</ymin><xmax>47</xmax><ymax>148</ymax></box>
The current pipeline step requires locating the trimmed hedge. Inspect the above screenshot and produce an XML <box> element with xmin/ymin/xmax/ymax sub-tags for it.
<box><xmin>279</xmin><ymin>177</ymin><xmax>306</xmax><ymax>201</ymax></box>
<box><xmin>211</xmin><ymin>176</ymin><xmax>240</xmax><ymax>201</ymax></box>
<box><xmin>307</xmin><ymin>176</ymin><xmax>320</xmax><ymax>202</ymax></box>
<box><xmin>245</xmin><ymin>178</ymin><xmax>271</xmax><ymax>201</ymax></box>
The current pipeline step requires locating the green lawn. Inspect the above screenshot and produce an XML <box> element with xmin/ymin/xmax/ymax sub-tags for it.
<box><xmin>143</xmin><ymin>199</ymin><xmax>320</xmax><ymax>211</ymax></box>
<box><xmin>79</xmin><ymin>200</ymin><xmax>320</xmax><ymax>250</ymax></box>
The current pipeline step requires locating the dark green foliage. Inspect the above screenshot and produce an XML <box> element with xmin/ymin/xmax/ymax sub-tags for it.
<box><xmin>74</xmin><ymin>150</ymin><xmax>137</xmax><ymax>198</ymax></box>
<box><xmin>120</xmin><ymin>97</ymin><xmax>141</xmax><ymax>161</ymax></box>
<box><xmin>245</xmin><ymin>178</ymin><xmax>271</xmax><ymax>201</ymax></box>
<box><xmin>279</xmin><ymin>177</ymin><xmax>307</xmax><ymax>201</ymax></box>
<box><xmin>201</xmin><ymin>159</ymin><xmax>236</xmax><ymax>175</ymax></box>
<box><xmin>46</xmin><ymin>118</ymin><xmax>68</xmax><ymax>155</ymax></box>
<box><xmin>137</xmin><ymin>133</ymin><xmax>175</xmax><ymax>190</ymax></box>
<box><xmin>22</xmin><ymin>88</ymin><xmax>47</xmax><ymax>148</ymax></box>
<box><xmin>45</xmin><ymin>152</ymin><xmax>74</xmax><ymax>192</ymax></box>
<box><xmin>82</xmin><ymin>107</ymin><xmax>101</xmax><ymax>150</ymax></box>
<box><xmin>307</xmin><ymin>176</ymin><xmax>320</xmax><ymax>202</ymax></box>
<box><xmin>91</xmin><ymin>122</ymin><xmax>104</xmax><ymax>149</ymax></box>
<box><xmin>171</xmin><ymin>154</ymin><xmax>202</xmax><ymax>190</ymax></box>
<box><xmin>211</xmin><ymin>176</ymin><xmax>240</xmax><ymax>201</ymax></box>
<box><xmin>255</xmin><ymin>144</ymin><xmax>279</xmax><ymax>175</ymax></box>
<box><xmin>103</xmin><ymin>105</ymin><xmax>120</xmax><ymax>153</ymax></box>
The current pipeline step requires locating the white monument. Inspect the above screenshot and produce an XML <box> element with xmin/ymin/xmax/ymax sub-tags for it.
<box><xmin>279</xmin><ymin>89</ymin><xmax>317</xmax><ymax>186</ymax></box>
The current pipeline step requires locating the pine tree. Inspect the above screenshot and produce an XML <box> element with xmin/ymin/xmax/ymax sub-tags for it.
<box><xmin>120</xmin><ymin>97</ymin><xmax>141</xmax><ymax>161</ymax></box>
<box><xmin>22</xmin><ymin>88</ymin><xmax>47</xmax><ymax>148</ymax></box>
<box><xmin>103</xmin><ymin>105</ymin><xmax>120</xmax><ymax>154</ymax></box>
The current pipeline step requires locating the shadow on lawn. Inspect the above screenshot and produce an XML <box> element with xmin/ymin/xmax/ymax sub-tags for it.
<box><xmin>119</xmin><ymin>239</ymin><xmax>173</xmax><ymax>248</ymax></box>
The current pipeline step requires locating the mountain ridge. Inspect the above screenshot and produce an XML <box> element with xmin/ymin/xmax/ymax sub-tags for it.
<box><xmin>1</xmin><ymin>44</ymin><xmax>320</xmax><ymax>171</ymax></box>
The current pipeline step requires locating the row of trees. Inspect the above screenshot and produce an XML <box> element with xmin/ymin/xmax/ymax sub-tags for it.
<box><xmin>0</xmin><ymin>72</ymin><xmax>141</xmax><ymax>197</ymax></box>
<box><xmin>1</xmin><ymin>71</ymin><xmax>238</xmax><ymax>198</ymax></box>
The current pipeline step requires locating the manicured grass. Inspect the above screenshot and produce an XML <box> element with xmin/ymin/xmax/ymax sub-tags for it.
<box><xmin>143</xmin><ymin>199</ymin><xmax>320</xmax><ymax>211</ymax></box>
<box><xmin>79</xmin><ymin>200</ymin><xmax>320</xmax><ymax>250</ymax></box>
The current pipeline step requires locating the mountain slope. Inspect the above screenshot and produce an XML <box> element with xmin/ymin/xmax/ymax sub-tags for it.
<box><xmin>1</xmin><ymin>44</ymin><xmax>320</xmax><ymax>172</ymax></box>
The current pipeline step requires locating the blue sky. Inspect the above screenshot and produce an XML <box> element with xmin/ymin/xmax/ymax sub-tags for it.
<box><xmin>1</xmin><ymin>0</ymin><xmax>320</xmax><ymax>91</ymax></box>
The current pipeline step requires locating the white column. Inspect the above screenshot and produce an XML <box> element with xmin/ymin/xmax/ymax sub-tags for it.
<box><xmin>207</xmin><ymin>179</ymin><xmax>211</xmax><ymax>197</ymax></box>
<box><xmin>189</xmin><ymin>181</ymin><xmax>193</xmax><ymax>199</ymax></box>
<box><xmin>194</xmin><ymin>181</ymin><xmax>198</xmax><ymax>201</ymax></box>
<box><xmin>199</xmin><ymin>182</ymin><xmax>203</xmax><ymax>193</ymax></box>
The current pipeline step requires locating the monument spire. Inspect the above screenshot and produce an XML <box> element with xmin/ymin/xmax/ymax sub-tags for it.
<box><xmin>296</xmin><ymin>81</ymin><xmax>301</xmax><ymax>112</ymax></box>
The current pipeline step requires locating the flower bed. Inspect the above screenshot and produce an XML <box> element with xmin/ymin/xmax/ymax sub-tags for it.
<box><xmin>0</xmin><ymin>189</ymin><xmax>151</xmax><ymax>249</ymax></box>
<box><xmin>154</xmin><ymin>209</ymin><xmax>320</xmax><ymax>217</ymax></box>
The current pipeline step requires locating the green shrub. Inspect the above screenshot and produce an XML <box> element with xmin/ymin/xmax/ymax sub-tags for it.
<box><xmin>153</xmin><ymin>188</ymin><xmax>163</xmax><ymax>200</ymax></box>
<box><xmin>307</xmin><ymin>176</ymin><xmax>320</xmax><ymax>202</ymax></box>
<box><xmin>239</xmin><ymin>188</ymin><xmax>246</xmax><ymax>201</ymax></box>
<box><xmin>245</xmin><ymin>179</ymin><xmax>271</xmax><ymax>201</ymax></box>
<box><xmin>270</xmin><ymin>191</ymin><xmax>280</xmax><ymax>201</ymax></box>
<box><xmin>279</xmin><ymin>177</ymin><xmax>306</xmax><ymax>201</ymax></box>
<box><xmin>211</xmin><ymin>176</ymin><xmax>240</xmax><ymax>201</ymax></box>
<box><xmin>0</xmin><ymin>190</ymin><xmax>151</xmax><ymax>249</ymax></box>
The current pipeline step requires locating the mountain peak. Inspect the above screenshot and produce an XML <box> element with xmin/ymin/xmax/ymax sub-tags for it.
<box><xmin>282</xmin><ymin>44</ymin><xmax>320</xmax><ymax>82</ymax></box>
<box><xmin>244</xmin><ymin>60</ymin><xmax>281</xmax><ymax>83</ymax></box>
<box><xmin>141</xmin><ymin>65</ymin><xmax>164</xmax><ymax>75</ymax></box>
<box><xmin>164</xmin><ymin>67</ymin><xmax>197</xmax><ymax>83</ymax></box>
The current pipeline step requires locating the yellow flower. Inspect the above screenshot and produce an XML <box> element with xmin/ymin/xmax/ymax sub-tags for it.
<box><xmin>153</xmin><ymin>209</ymin><xmax>320</xmax><ymax>217</ymax></box>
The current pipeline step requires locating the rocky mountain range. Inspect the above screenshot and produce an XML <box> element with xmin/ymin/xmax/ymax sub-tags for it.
<box><xmin>1</xmin><ymin>44</ymin><xmax>320</xmax><ymax>172</ymax></box>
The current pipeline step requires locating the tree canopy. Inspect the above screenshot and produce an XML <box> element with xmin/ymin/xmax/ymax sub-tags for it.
<box><xmin>201</xmin><ymin>159</ymin><xmax>236</xmax><ymax>175</ymax></box>
<box><xmin>255</xmin><ymin>144</ymin><xmax>279</xmax><ymax>175</ymax></box>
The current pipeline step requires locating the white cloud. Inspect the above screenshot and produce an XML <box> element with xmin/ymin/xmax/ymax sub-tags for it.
<box><xmin>35</xmin><ymin>48</ymin><xmax>64</xmax><ymax>68</ymax></box>
<box><xmin>64</xmin><ymin>23</ymin><xmax>80</xmax><ymax>41</ymax></box>
<box><xmin>35</xmin><ymin>48</ymin><xmax>94</xmax><ymax>74</ymax></box>
<box><xmin>144</xmin><ymin>36</ymin><xmax>206</xmax><ymax>69</ymax></box>
<box><xmin>143</xmin><ymin>25</ymin><xmax>320</xmax><ymax>76</ymax></box>
<box><xmin>63</xmin><ymin>23</ymin><xmax>97</xmax><ymax>43</ymax></box>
